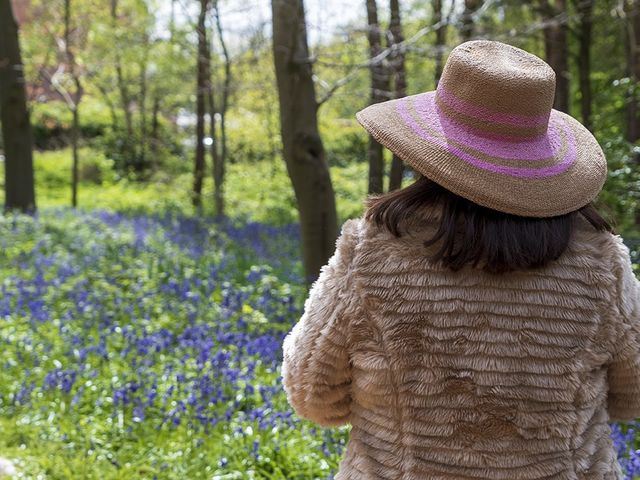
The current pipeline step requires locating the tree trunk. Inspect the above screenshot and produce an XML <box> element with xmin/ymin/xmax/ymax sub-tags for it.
<box><xmin>0</xmin><ymin>0</ymin><xmax>36</xmax><ymax>212</ymax></box>
<box><xmin>213</xmin><ymin>0</ymin><xmax>230</xmax><ymax>218</ymax></box>
<box><xmin>576</xmin><ymin>0</ymin><xmax>593</xmax><ymax>131</ymax></box>
<box><xmin>139</xmin><ymin>56</ymin><xmax>148</xmax><ymax>173</ymax></box>
<box><xmin>625</xmin><ymin>0</ymin><xmax>640</xmax><ymax>227</ymax></box>
<box><xmin>538</xmin><ymin>0</ymin><xmax>570</xmax><ymax>113</ymax></box>
<box><xmin>460</xmin><ymin>0</ymin><xmax>479</xmax><ymax>41</ymax></box>
<box><xmin>116</xmin><ymin>61</ymin><xmax>133</xmax><ymax>140</ymax></box>
<box><xmin>170</xmin><ymin>0</ymin><xmax>176</xmax><ymax>38</ymax></box>
<box><xmin>365</xmin><ymin>0</ymin><xmax>388</xmax><ymax>194</ymax></box>
<box><xmin>206</xmin><ymin>15</ymin><xmax>218</xmax><ymax>216</ymax></box>
<box><xmin>272</xmin><ymin>0</ymin><xmax>338</xmax><ymax>284</ymax></box>
<box><xmin>388</xmin><ymin>0</ymin><xmax>406</xmax><ymax>192</ymax></box>
<box><xmin>626</xmin><ymin>0</ymin><xmax>640</xmax><ymax>144</ymax></box>
<box><xmin>111</xmin><ymin>0</ymin><xmax>134</xmax><ymax>166</ymax></box>
<box><xmin>193</xmin><ymin>0</ymin><xmax>209</xmax><ymax>208</ymax></box>
<box><xmin>96</xmin><ymin>82</ymin><xmax>118</xmax><ymax>129</ymax></box>
<box><xmin>71</xmin><ymin>106</ymin><xmax>79</xmax><ymax>207</ymax></box>
<box><xmin>64</xmin><ymin>0</ymin><xmax>82</xmax><ymax>208</ymax></box>
<box><xmin>150</xmin><ymin>95</ymin><xmax>160</xmax><ymax>173</ymax></box>
<box><xmin>208</xmin><ymin>90</ymin><xmax>219</xmax><ymax>213</ymax></box>
<box><xmin>433</xmin><ymin>0</ymin><xmax>446</xmax><ymax>86</ymax></box>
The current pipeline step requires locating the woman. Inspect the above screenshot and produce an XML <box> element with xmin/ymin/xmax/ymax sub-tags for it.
<box><xmin>281</xmin><ymin>40</ymin><xmax>639</xmax><ymax>479</ymax></box>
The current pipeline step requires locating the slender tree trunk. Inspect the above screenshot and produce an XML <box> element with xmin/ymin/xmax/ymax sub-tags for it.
<box><xmin>272</xmin><ymin>0</ymin><xmax>338</xmax><ymax>284</ymax></box>
<box><xmin>170</xmin><ymin>0</ymin><xmax>176</xmax><ymax>37</ymax></box>
<box><xmin>626</xmin><ymin>0</ymin><xmax>640</xmax><ymax>144</ymax></box>
<box><xmin>365</xmin><ymin>0</ymin><xmax>388</xmax><ymax>194</ymax></box>
<box><xmin>576</xmin><ymin>0</ymin><xmax>593</xmax><ymax>131</ymax></box>
<box><xmin>116</xmin><ymin>62</ymin><xmax>132</xmax><ymax>139</ymax></box>
<box><xmin>96</xmin><ymin>83</ymin><xmax>118</xmax><ymax>129</ymax></box>
<box><xmin>71</xmin><ymin>106</ymin><xmax>79</xmax><ymax>207</ymax></box>
<box><xmin>625</xmin><ymin>0</ymin><xmax>640</xmax><ymax>227</ymax></box>
<box><xmin>209</xmin><ymin>34</ymin><xmax>220</xmax><ymax>221</ymax></box>
<box><xmin>433</xmin><ymin>0</ymin><xmax>446</xmax><ymax>86</ymax></box>
<box><xmin>207</xmin><ymin>91</ymin><xmax>219</xmax><ymax>211</ymax></box>
<box><xmin>0</xmin><ymin>0</ymin><xmax>36</xmax><ymax>212</ymax></box>
<box><xmin>460</xmin><ymin>0</ymin><xmax>479</xmax><ymax>41</ymax></box>
<box><xmin>387</xmin><ymin>155</ymin><xmax>404</xmax><ymax>191</ymax></box>
<box><xmin>193</xmin><ymin>0</ymin><xmax>209</xmax><ymax>208</ymax></box>
<box><xmin>139</xmin><ymin>56</ymin><xmax>148</xmax><ymax>173</ymax></box>
<box><xmin>538</xmin><ymin>0</ymin><xmax>570</xmax><ymax>113</ymax></box>
<box><xmin>213</xmin><ymin>0</ymin><xmax>230</xmax><ymax>218</ymax></box>
<box><xmin>111</xmin><ymin>0</ymin><xmax>134</xmax><ymax>166</ymax></box>
<box><xmin>206</xmin><ymin>3</ymin><xmax>223</xmax><ymax>218</ymax></box>
<box><xmin>388</xmin><ymin>0</ymin><xmax>406</xmax><ymax>192</ymax></box>
<box><xmin>64</xmin><ymin>0</ymin><xmax>82</xmax><ymax>208</ymax></box>
<box><xmin>150</xmin><ymin>95</ymin><xmax>160</xmax><ymax>173</ymax></box>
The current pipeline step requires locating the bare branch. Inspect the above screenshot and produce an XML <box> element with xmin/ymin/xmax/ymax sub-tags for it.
<box><xmin>316</xmin><ymin>74</ymin><xmax>353</xmax><ymax>107</ymax></box>
<box><xmin>316</xmin><ymin>0</ymin><xmax>496</xmax><ymax>104</ymax></box>
<box><xmin>42</xmin><ymin>63</ymin><xmax>76</xmax><ymax>109</ymax></box>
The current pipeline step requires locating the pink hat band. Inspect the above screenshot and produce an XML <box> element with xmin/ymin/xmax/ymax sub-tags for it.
<box><xmin>434</xmin><ymin>86</ymin><xmax>550</xmax><ymax>140</ymax></box>
<box><xmin>396</xmin><ymin>92</ymin><xmax>575</xmax><ymax>179</ymax></box>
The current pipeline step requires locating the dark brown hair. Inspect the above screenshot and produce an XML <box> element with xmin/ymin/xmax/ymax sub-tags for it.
<box><xmin>364</xmin><ymin>175</ymin><xmax>614</xmax><ymax>274</ymax></box>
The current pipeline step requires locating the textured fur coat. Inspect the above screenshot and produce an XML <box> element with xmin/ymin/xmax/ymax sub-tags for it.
<box><xmin>281</xmin><ymin>207</ymin><xmax>640</xmax><ymax>479</ymax></box>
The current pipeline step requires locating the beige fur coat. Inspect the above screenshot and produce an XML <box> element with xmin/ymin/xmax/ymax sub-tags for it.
<box><xmin>281</xmin><ymin>207</ymin><xmax>640</xmax><ymax>479</ymax></box>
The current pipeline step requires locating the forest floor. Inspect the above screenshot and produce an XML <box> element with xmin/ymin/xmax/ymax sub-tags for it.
<box><xmin>0</xmin><ymin>209</ymin><xmax>348</xmax><ymax>479</ymax></box>
<box><xmin>0</xmin><ymin>150</ymin><xmax>638</xmax><ymax>478</ymax></box>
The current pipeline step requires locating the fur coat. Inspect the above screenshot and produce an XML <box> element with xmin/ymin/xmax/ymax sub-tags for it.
<box><xmin>281</xmin><ymin>207</ymin><xmax>640</xmax><ymax>479</ymax></box>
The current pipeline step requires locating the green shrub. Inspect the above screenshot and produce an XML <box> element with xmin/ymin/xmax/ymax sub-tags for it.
<box><xmin>226</xmin><ymin>114</ymin><xmax>278</xmax><ymax>165</ymax></box>
<box><xmin>94</xmin><ymin>122</ymin><xmax>184</xmax><ymax>180</ymax></box>
<box><xmin>322</xmin><ymin>119</ymin><xmax>367</xmax><ymax>168</ymax></box>
<box><xmin>598</xmin><ymin>134</ymin><xmax>640</xmax><ymax>257</ymax></box>
<box><xmin>30</xmin><ymin>99</ymin><xmax>112</xmax><ymax>149</ymax></box>
<box><xmin>1</xmin><ymin>146</ymin><xmax>369</xmax><ymax>224</ymax></box>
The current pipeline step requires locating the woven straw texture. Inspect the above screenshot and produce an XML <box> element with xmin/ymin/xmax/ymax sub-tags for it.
<box><xmin>281</xmin><ymin>215</ymin><xmax>637</xmax><ymax>479</ymax></box>
<box><xmin>356</xmin><ymin>40</ymin><xmax>608</xmax><ymax>217</ymax></box>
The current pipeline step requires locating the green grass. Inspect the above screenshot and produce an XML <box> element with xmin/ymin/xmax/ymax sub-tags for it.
<box><xmin>0</xmin><ymin>148</ymin><xmax>383</xmax><ymax>225</ymax></box>
<box><xmin>3</xmin><ymin>146</ymin><xmax>637</xmax><ymax>479</ymax></box>
<box><xmin>0</xmin><ymin>148</ymin><xmax>383</xmax><ymax>478</ymax></box>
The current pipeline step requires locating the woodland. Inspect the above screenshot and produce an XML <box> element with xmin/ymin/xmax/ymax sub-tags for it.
<box><xmin>0</xmin><ymin>0</ymin><xmax>639</xmax><ymax>478</ymax></box>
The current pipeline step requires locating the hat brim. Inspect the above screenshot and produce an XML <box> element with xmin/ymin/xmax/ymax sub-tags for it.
<box><xmin>356</xmin><ymin>91</ymin><xmax>607</xmax><ymax>217</ymax></box>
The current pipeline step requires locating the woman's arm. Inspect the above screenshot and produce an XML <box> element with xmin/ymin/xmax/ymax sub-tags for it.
<box><xmin>607</xmin><ymin>237</ymin><xmax>640</xmax><ymax>422</ymax></box>
<box><xmin>281</xmin><ymin>218</ymin><xmax>362</xmax><ymax>427</ymax></box>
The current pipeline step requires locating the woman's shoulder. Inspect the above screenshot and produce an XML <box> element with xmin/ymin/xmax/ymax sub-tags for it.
<box><xmin>345</xmin><ymin>213</ymin><xmax>440</xmax><ymax>267</ymax></box>
<box><xmin>569</xmin><ymin>214</ymin><xmax>624</xmax><ymax>258</ymax></box>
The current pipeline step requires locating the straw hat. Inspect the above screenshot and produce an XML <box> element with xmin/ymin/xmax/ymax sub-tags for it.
<box><xmin>356</xmin><ymin>40</ymin><xmax>607</xmax><ymax>217</ymax></box>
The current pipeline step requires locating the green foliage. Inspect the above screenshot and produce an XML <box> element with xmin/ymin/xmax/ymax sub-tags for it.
<box><xmin>0</xmin><ymin>147</ymin><xmax>369</xmax><ymax>225</ymax></box>
<box><xmin>30</xmin><ymin>99</ymin><xmax>113</xmax><ymax>149</ymax></box>
<box><xmin>0</xmin><ymin>148</ymin><xmax>116</xmax><ymax>202</ymax></box>
<box><xmin>322</xmin><ymin>120</ymin><xmax>367</xmax><ymax>168</ymax></box>
<box><xmin>95</xmin><ymin>123</ymin><xmax>184</xmax><ymax>179</ymax></box>
<box><xmin>19</xmin><ymin>0</ymin><xmax>194</xmax><ymax>179</ymax></box>
<box><xmin>224</xmin><ymin>115</ymin><xmax>278</xmax><ymax>165</ymax></box>
<box><xmin>598</xmin><ymin>135</ymin><xmax>640</xmax><ymax>251</ymax></box>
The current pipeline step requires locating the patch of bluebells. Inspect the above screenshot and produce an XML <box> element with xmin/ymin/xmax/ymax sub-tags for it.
<box><xmin>0</xmin><ymin>209</ymin><xmax>350</xmax><ymax>476</ymax></box>
<box><xmin>611</xmin><ymin>421</ymin><xmax>640</xmax><ymax>479</ymax></box>
<box><xmin>6</xmin><ymin>208</ymin><xmax>632</xmax><ymax>478</ymax></box>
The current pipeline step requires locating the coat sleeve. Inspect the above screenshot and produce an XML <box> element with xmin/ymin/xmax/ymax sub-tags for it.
<box><xmin>281</xmin><ymin>218</ymin><xmax>362</xmax><ymax>427</ymax></box>
<box><xmin>606</xmin><ymin>237</ymin><xmax>640</xmax><ymax>422</ymax></box>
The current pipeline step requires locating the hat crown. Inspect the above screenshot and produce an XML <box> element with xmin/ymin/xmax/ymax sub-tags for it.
<box><xmin>435</xmin><ymin>40</ymin><xmax>556</xmax><ymax>140</ymax></box>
